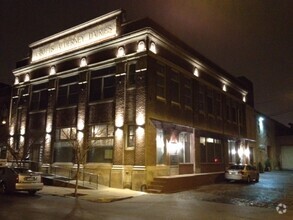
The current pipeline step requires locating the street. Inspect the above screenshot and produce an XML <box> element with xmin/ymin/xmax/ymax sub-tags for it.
<box><xmin>0</xmin><ymin>171</ymin><xmax>292</xmax><ymax>220</ymax></box>
<box><xmin>178</xmin><ymin>171</ymin><xmax>293</xmax><ymax>209</ymax></box>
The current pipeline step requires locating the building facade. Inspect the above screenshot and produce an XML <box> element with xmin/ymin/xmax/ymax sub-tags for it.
<box><xmin>9</xmin><ymin>10</ymin><xmax>256</xmax><ymax>190</ymax></box>
<box><xmin>0</xmin><ymin>83</ymin><xmax>10</xmax><ymax>162</ymax></box>
<box><xmin>255</xmin><ymin>112</ymin><xmax>293</xmax><ymax>171</ymax></box>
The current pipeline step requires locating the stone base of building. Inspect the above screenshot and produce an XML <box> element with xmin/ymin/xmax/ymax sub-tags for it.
<box><xmin>43</xmin><ymin>163</ymin><xmax>222</xmax><ymax>192</ymax></box>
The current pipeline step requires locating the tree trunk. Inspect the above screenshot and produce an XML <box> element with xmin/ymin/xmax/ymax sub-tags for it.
<box><xmin>74</xmin><ymin>163</ymin><xmax>80</xmax><ymax>197</ymax></box>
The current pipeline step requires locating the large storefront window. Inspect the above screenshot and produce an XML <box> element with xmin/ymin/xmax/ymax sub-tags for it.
<box><xmin>54</xmin><ymin>127</ymin><xmax>76</xmax><ymax>163</ymax></box>
<box><xmin>87</xmin><ymin>124</ymin><xmax>114</xmax><ymax>163</ymax></box>
<box><xmin>177</xmin><ymin>132</ymin><xmax>191</xmax><ymax>163</ymax></box>
<box><xmin>228</xmin><ymin>139</ymin><xmax>253</xmax><ymax>165</ymax></box>
<box><xmin>200</xmin><ymin>137</ymin><xmax>223</xmax><ymax>163</ymax></box>
<box><xmin>156</xmin><ymin>129</ymin><xmax>165</xmax><ymax>164</ymax></box>
<box><xmin>156</xmin><ymin>127</ymin><xmax>192</xmax><ymax>165</ymax></box>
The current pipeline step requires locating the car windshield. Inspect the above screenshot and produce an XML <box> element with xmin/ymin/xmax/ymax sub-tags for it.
<box><xmin>229</xmin><ymin>165</ymin><xmax>245</xmax><ymax>170</ymax></box>
<box><xmin>12</xmin><ymin>168</ymin><xmax>32</xmax><ymax>174</ymax></box>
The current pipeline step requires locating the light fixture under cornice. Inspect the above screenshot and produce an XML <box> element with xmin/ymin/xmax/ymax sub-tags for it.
<box><xmin>193</xmin><ymin>67</ymin><xmax>199</xmax><ymax>77</ymax></box>
<box><xmin>149</xmin><ymin>42</ymin><xmax>157</xmax><ymax>54</ymax></box>
<box><xmin>14</xmin><ymin>77</ymin><xmax>19</xmax><ymax>85</ymax></box>
<box><xmin>24</xmin><ymin>73</ymin><xmax>30</xmax><ymax>82</ymax></box>
<box><xmin>222</xmin><ymin>84</ymin><xmax>227</xmax><ymax>92</ymax></box>
<box><xmin>80</xmin><ymin>57</ymin><xmax>87</xmax><ymax>67</ymax></box>
<box><xmin>117</xmin><ymin>46</ymin><xmax>125</xmax><ymax>58</ymax></box>
<box><xmin>49</xmin><ymin>66</ymin><xmax>56</xmax><ymax>75</ymax></box>
<box><xmin>137</xmin><ymin>41</ymin><xmax>146</xmax><ymax>52</ymax></box>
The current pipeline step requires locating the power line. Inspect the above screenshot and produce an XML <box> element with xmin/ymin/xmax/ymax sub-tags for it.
<box><xmin>269</xmin><ymin>110</ymin><xmax>293</xmax><ymax>117</ymax></box>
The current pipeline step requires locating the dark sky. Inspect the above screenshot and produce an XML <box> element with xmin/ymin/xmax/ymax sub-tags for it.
<box><xmin>0</xmin><ymin>0</ymin><xmax>292</xmax><ymax>126</ymax></box>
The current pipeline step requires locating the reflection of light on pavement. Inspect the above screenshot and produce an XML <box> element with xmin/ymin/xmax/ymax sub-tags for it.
<box><xmin>276</xmin><ymin>203</ymin><xmax>287</xmax><ymax>214</ymax></box>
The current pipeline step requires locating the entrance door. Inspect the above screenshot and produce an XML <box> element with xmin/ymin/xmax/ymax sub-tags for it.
<box><xmin>281</xmin><ymin>146</ymin><xmax>293</xmax><ymax>170</ymax></box>
<box><xmin>31</xmin><ymin>144</ymin><xmax>41</xmax><ymax>171</ymax></box>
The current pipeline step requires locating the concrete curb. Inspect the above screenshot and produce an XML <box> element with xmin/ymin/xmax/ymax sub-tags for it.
<box><xmin>39</xmin><ymin>185</ymin><xmax>146</xmax><ymax>203</ymax></box>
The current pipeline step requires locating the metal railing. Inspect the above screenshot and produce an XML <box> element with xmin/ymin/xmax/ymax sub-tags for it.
<box><xmin>51</xmin><ymin>165</ymin><xmax>99</xmax><ymax>189</ymax></box>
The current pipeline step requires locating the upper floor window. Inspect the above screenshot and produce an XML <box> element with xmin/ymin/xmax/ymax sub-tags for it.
<box><xmin>127</xmin><ymin>125</ymin><xmax>136</xmax><ymax>149</ymax></box>
<box><xmin>156</xmin><ymin>63</ymin><xmax>166</xmax><ymax>100</ymax></box>
<box><xmin>57</xmin><ymin>76</ymin><xmax>79</xmax><ymax>107</ymax></box>
<box><xmin>231</xmin><ymin>104</ymin><xmax>237</xmax><ymax>123</ymax></box>
<box><xmin>215</xmin><ymin>93</ymin><xmax>222</xmax><ymax>118</ymax></box>
<box><xmin>198</xmin><ymin>84</ymin><xmax>205</xmax><ymax>112</ymax></box>
<box><xmin>170</xmin><ymin>70</ymin><xmax>180</xmax><ymax>104</ymax></box>
<box><xmin>207</xmin><ymin>89</ymin><xmax>214</xmax><ymax>115</ymax></box>
<box><xmin>128</xmin><ymin>63</ymin><xmax>136</xmax><ymax>86</ymax></box>
<box><xmin>238</xmin><ymin>107</ymin><xmax>244</xmax><ymax>126</ymax></box>
<box><xmin>226</xmin><ymin>98</ymin><xmax>231</xmax><ymax>121</ymax></box>
<box><xmin>18</xmin><ymin>86</ymin><xmax>29</xmax><ymax>106</ymax></box>
<box><xmin>184</xmin><ymin>79</ymin><xmax>192</xmax><ymax>109</ymax></box>
<box><xmin>30</xmin><ymin>83</ymin><xmax>48</xmax><ymax>111</ymax></box>
<box><xmin>89</xmin><ymin>67</ymin><xmax>115</xmax><ymax>102</ymax></box>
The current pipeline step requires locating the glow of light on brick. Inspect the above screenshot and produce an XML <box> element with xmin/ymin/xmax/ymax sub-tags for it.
<box><xmin>117</xmin><ymin>46</ymin><xmax>125</xmax><ymax>58</ymax></box>
<box><xmin>49</xmin><ymin>66</ymin><xmax>56</xmax><ymax>75</ymax></box>
<box><xmin>193</xmin><ymin>68</ymin><xmax>199</xmax><ymax>77</ymax></box>
<box><xmin>149</xmin><ymin>42</ymin><xmax>157</xmax><ymax>54</ymax></box>
<box><xmin>80</xmin><ymin>57</ymin><xmax>87</xmax><ymax>67</ymax></box>
<box><xmin>137</xmin><ymin>41</ymin><xmax>146</xmax><ymax>52</ymax></box>
<box><xmin>115</xmin><ymin>115</ymin><xmax>124</xmax><ymax>128</ymax></box>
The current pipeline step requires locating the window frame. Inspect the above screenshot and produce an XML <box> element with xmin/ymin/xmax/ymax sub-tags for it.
<box><xmin>57</xmin><ymin>76</ymin><xmax>79</xmax><ymax>107</ymax></box>
<box><xmin>127</xmin><ymin>63</ymin><xmax>136</xmax><ymax>86</ymax></box>
<box><xmin>200</xmin><ymin>137</ymin><xmax>223</xmax><ymax>164</ymax></box>
<box><xmin>184</xmin><ymin>79</ymin><xmax>193</xmax><ymax>109</ymax></box>
<box><xmin>170</xmin><ymin>69</ymin><xmax>180</xmax><ymax>105</ymax></box>
<box><xmin>127</xmin><ymin>125</ymin><xmax>136</xmax><ymax>149</ymax></box>
<box><xmin>87</xmin><ymin>124</ymin><xmax>114</xmax><ymax>163</ymax></box>
<box><xmin>89</xmin><ymin>67</ymin><xmax>116</xmax><ymax>102</ymax></box>
<box><xmin>156</xmin><ymin>62</ymin><xmax>166</xmax><ymax>100</ymax></box>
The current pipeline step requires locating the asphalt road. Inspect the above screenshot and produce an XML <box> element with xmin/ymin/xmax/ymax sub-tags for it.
<box><xmin>0</xmin><ymin>171</ymin><xmax>292</xmax><ymax>220</ymax></box>
<box><xmin>177</xmin><ymin>171</ymin><xmax>293</xmax><ymax>209</ymax></box>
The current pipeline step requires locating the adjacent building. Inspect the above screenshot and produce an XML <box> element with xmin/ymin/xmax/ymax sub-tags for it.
<box><xmin>0</xmin><ymin>83</ymin><xmax>10</xmax><ymax>161</ymax></box>
<box><xmin>8</xmin><ymin>10</ymin><xmax>263</xmax><ymax>190</ymax></box>
<box><xmin>255</xmin><ymin>112</ymin><xmax>293</xmax><ymax>171</ymax></box>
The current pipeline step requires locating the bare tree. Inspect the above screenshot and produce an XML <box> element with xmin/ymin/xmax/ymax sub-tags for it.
<box><xmin>1</xmin><ymin>130</ymin><xmax>46</xmax><ymax>170</ymax></box>
<box><xmin>59</xmin><ymin>128</ymin><xmax>89</xmax><ymax>197</ymax></box>
<box><xmin>61</xmin><ymin>125</ymin><xmax>110</xmax><ymax>197</ymax></box>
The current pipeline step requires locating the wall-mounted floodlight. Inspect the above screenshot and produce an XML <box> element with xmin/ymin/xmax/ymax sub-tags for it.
<box><xmin>149</xmin><ymin>42</ymin><xmax>157</xmax><ymax>54</ymax></box>
<box><xmin>80</xmin><ymin>57</ymin><xmax>87</xmax><ymax>67</ymax></box>
<box><xmin>50</xmin><ymin>66</ymin><xmax>56</xmax><ymax>75</ymax></box>
<box><xmin>117</xmin><ymin>46</ymin><xmax>125</xmax><ymax>58</ymax></box>
<box><xmin>193</xmin><ymin>67</ymin><xmax>199</xmax><ymax>77</ymax></box>
<box><xmin>137</xmin><ymin>41</ymin><xmax>146</xmax><ymax>52</ymax></box>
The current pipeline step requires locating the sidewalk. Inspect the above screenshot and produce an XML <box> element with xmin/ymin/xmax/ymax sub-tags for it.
<box><xmin>39</xmin><ymin>185</ymin><xmax>147</xmax><ymax>203</ymax></box>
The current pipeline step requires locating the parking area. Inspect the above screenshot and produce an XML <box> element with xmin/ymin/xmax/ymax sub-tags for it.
<box><xmin>176</xmin><ymin>171</ymin><xmax>293</xmax><ymax>209</ymax></box>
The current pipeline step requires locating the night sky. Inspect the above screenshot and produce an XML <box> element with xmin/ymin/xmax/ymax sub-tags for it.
<box><xmin>0</xmin><ymin>0</ymin><xmax>292</xmax><ymax>126</ymax></box>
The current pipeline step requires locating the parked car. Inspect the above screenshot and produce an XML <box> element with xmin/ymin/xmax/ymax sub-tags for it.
<box><xmin>225</xmin><ymin>164</ymin><xmax>259</xmax><ymax>183</ymax></box>
<box><xmin>0</xmin><ymin>166</ymin><xmax>43</xmax><ymax>195</ymax></box>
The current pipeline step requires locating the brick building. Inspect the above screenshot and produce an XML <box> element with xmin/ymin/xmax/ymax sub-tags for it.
<box><xmin>255</xmin><ymin>112</ymin><xmax>293</xmax><ymax>171</ymax></box>
<box><xmin>0</xmin><ymin>83</ymin><xmax>10</xmax><ymax>161</ymax></box>
<box><xmin>9</xmin><ymin>10</ymin><xmax>256</xmax><ymax>190</ymax></box>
